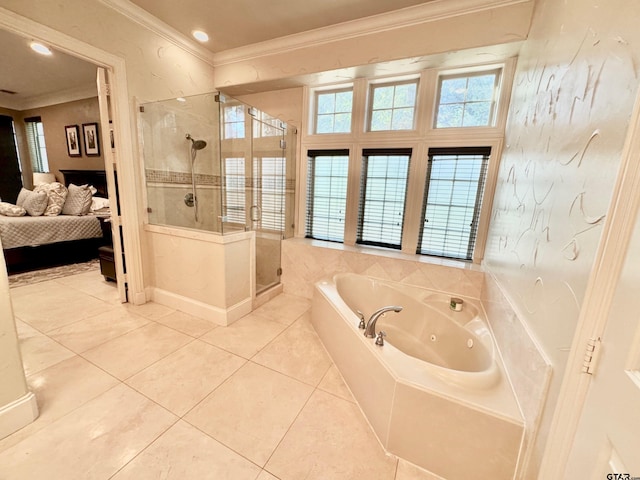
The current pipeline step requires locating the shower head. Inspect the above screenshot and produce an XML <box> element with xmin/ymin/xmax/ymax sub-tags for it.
<box><xmin>185</xmin><ymin>133</ymin><xmax>207</xmax><ymax>150</ymax></box>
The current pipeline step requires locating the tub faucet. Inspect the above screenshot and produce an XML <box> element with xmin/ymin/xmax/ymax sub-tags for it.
<box><xmin>364</xmin><ymin>306</ymin><xmax>403</xmax><ymax>338</ymax></box>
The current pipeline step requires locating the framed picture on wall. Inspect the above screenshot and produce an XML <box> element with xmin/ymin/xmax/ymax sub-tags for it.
<box><xmin>82</xmin><ymin>122</ymin><xmax>100</xmax><ymax>156</ymax></box>
<box><xmin>65</xmin><ymin>125</ymin><xmax>81</xmax><ymax>157</ymax></box>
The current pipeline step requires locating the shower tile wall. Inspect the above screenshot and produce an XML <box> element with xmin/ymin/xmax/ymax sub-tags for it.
<box><xmin>140</xmin><ymin>94</ymin><xmax>222</xmax><ymax>231</ymax></box>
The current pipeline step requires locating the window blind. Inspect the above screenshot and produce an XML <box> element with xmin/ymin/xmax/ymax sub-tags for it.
<box><xmin>223</xmin><ymin>157</ymin><xmax>246</xmax><ymax>224</ymax></box>
<box><xmin>306</xmin><ymin>149</ymin><xmax>349</xmax><ymax>242</ymax></box>
<box><xmin>357</xmin><ymin>148</ymin><xmax>411</xmax><ymax>249</ymax></box>
<box><xmin>256</xmin><ymin>156</ymin><xmax>286</xmax><ymax>231</ymax></box>
<box><xmin>418</xmin><ymin>147</ymin><xmax>491</xmax><ymax>260</ymax></box>
<box><xmin>24</xmin><ymin>116</ymin><xmax>49</xmax><ymax>173</ymax></box>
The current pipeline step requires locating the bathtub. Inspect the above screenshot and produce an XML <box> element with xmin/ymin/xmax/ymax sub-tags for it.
<box><xmin>312</xmin><ymin>273</ymin><xmax>525</xmax><ymax>479</ymax></box>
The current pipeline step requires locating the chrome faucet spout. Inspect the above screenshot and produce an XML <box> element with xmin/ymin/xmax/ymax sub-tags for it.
<box><xmin>364</xmin><ymin>305</ymin><xmax>402</xmax><ymax>338</ymax></box>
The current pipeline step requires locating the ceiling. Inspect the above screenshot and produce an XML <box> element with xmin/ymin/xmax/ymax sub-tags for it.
<box><xmin>0</xmin><ymin>0</ymin><xmax>516</xmax><ymax>110</ymax></box>
<box><xmin>128</xmin><ymin>0</ymin><xmax>438</xmax><ymax>53</ymax></box>
<box><xmin>0</xmin><ymin>29</ymin><xmax>97</xmax><ymax>111</ymax></box>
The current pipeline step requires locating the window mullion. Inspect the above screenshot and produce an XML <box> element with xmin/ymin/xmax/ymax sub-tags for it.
<box><xmin>401</xmin><ymin>143</ymin><xmax>428</xmax><ymax>254</ymax></box>
<box><xmin>343</xmin><ymin>145</ymin><xmax>361</xmax><ymax>246</ymax></box>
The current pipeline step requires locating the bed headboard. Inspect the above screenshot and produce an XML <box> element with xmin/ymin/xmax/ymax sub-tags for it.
<box><xmin>59</xmin><ymin>169</ymin><xmax>108</xmax><ymax>197</ymax></box>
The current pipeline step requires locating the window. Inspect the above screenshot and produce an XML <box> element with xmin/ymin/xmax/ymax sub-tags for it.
<box><xmin>368</xmin><ymin>80</ymin><xmax>418</xmax><ymax>131</ymax></box>
<box><xmin>302</xmin><ymin>64</ymin><xmax>510</xmax><ymax>262</ymax></box>
<box><xmin>254</xmin><ymin>156</ymin><xmax>286</xmax><ymax>231</ymax></box>
<box><xmin>24</xmin><ymin>116</ymin><xmax>49</xmax><ymax>172</ymax></box>
<box><xmin>314</xmin><ymin>88</ymin><xmax>353</xmax><ymax>134</ymax></box>
<box><xmin>418</xmin><ymin>147</ymin><xmax>490</xmax><ymax>260</ymax></box>
<box><xmin>223</xmin><ymin>157</ymin><xmax>246</xmax><ymax>224</ymax></box>
<box><xmin>253</xmin><ymin>110</ymin><xmax>282</xmax><ymax>138</ymax></box>
<box><xmin>306</xmin><ymin>150</ymin><xmax>349</xmax><ymax>242</ymax></box>
<box><xmin>435</xmin><ymin>70</ymin><xmax>500</xmax><ymax>128</ymax></box>
<box><xmin>357</xmin><ymin>149</ymin><xmax>411</xmax><ymax>249</ymax></box>
<box><xmin>223</xmin><ymin>105</ymin><xmax>245</xmax><ymax>139</ymax></box>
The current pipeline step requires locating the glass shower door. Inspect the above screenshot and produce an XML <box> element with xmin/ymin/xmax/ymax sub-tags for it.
<box><xmin>250</xmin><ymin>108</ymin><xmax>286</xmax><ymax>294</ymax></box>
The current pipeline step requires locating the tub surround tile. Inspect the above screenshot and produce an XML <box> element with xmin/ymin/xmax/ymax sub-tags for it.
<box><xmin>251</xmin><ymin>312</ymin><xmax>331</xmax><ymax>386</ymax></box>
<box><xmin>265</xmin><ymin>389</ymin><xmax>397</xmax><ymax>480</ymax></box>
<box><xmin>199</xmin><ymin>312</ymin><xmax>287</xmax><ymax>359</ymax></box>
<box><xmin>110</xmin><ymin>420</ymin><xmax>261</xmax><ymax>480</ymax></box>
<box><xmin>281</xmin><ymin>239</ymin><xmax>484</xmax><ymax>300</ymax></box>
<box><xmin>0</xmin><ymin>384</ymin><xmax>177</xmax><ymax>479</ymax></box>
<box><xmin>81</xmin><ymin>323</ymin><xmax>193</xmax><ymax>380</ymax></box>
<box><xmin>47</xmin><ymin>309</ymin><xmax>150</xmax><ymax>353</ymax></box>
<box><xmin>126</xmin><ymin>340</ymin><xmax>245</xmax><ymax>416</ymax></box>
<box><xmin>151</xmin><ymin>309</ymin><xmax>218</xmax><ymax>337</ymax></box>
<box><xmin>311</xmin><ymin>292</ymin><xmax>397</xmax><ymax>446</ymax></box>
<box><xmin>387</xmin><ymin>381</ymin><xmax>523</xmax><ymax>480</ymax></box>
<box><xmin>481</xmin><ymin>273</ymin><xmax>552</xmax><ymax>479</ymax></box>
<box><xmin>184</xmin><ymin>362</ymin><xmax>314</xmax><ymax>466</ymax></box>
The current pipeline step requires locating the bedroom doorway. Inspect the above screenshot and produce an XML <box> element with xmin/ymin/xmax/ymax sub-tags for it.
<box><xmin>0</xmin><ymin>13</ymin><xmax>145</xmax><ymax>305</ymax></box>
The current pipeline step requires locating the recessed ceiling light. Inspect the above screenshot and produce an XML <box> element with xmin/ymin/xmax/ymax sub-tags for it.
<box><xmin>176</xmin><ymin>97</ymin><xmax>186</xmax><ymax>103</ymax></box>
<box><xmin>30</xmin><ymin>42</ymin><xmax>52</xmax><ymax>56</ymax></box>
<box><xmin>192</xmin><ymin>30</ymin><xmax>209</xmax><ymax>43</ymax></box>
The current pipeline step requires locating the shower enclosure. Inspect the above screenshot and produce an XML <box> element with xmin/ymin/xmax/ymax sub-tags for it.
<box><xmin>139</xmin><ymin>92</ymin><xmax>296</xmax><ymax>295</ymax></box>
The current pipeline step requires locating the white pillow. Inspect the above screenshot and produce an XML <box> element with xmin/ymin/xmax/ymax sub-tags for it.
<box><xmin>34</xmin><ymin>182</ymin><xmax>68</xmax><ymax>216</ymax></box>
<box><xmin>16</xmin><ymin>188</ymin><xmax>48</xmax><ymax>216</ymax></box>
<box><xmin>63</xmin><ymin>184</ymin><xmax>93</xmax><ymax>215</ymax></box>
<box><xmin>0</xmin><ymin>202</ymin><xmax>26</xmax><ymax>217</ymax></box>
<box><xmin>90</xmin><ymin>196</ymin><xmax>110</xmax><ymax>211</ymax></box>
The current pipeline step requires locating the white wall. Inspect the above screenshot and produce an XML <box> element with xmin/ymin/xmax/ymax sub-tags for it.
<box><xmin>483</xmin><ymin>0</ymin><xmax>640</xmax><ymax>474</ymax></box>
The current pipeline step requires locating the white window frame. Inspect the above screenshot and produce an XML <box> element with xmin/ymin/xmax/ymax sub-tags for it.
<box><xmin>310</xmin><ymin>84</ymin><xmax>355</xmax><ymax>135</ymax></box>
<box><xmin>366</xmin><ymin>77</ymin><xmax>420</xmax><ymax>132</ymax></box>
<box><xmin>298</xmin><ymin>59</ymin><xmax>516</xmax><ymax>263</ymax></box>
<box><xmin>434</xmin><ymin>68</ymin><xmax>502</xmax><ymax>129</ymax></box>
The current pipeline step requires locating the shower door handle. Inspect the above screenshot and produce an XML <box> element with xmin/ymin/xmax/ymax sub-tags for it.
<box><xmin>250</xmin><ymin>205</ymin><xmax>261</xmax><ymax>222</ymax></box>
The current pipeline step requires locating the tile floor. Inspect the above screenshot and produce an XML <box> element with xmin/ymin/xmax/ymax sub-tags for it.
<box><xmin>1</xmin><ymin>266</ymin><xmax>439</xmax><ymax>480</ymax></box>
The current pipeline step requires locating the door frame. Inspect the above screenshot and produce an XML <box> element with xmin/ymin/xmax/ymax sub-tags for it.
<box><xmin>0</xmin><ymin>7</ymin><xmax>145</xmax><ymax>304</ymax></box>
<box><xmin>539</xmin><ymin>85</ymin><xmax>640</xmax><ymax>476</ymax></box>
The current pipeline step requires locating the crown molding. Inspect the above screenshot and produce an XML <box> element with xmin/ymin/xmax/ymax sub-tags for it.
<box><xmin>19</xmin><ymin>85</ymin><xmax>98</xmax><ymax>111</ymax></box>
<box><xmin>99</xmin><ymin>0</ymin><xmax>531</xmax><ymax>69</ymax></box>
<box><xmin>97</xmin><ymin>0</ymin><xmax>217</xmax><ymax>66</ymax></box>
<box><xmin>212</xmin><ymin>0</ymin><xmax>533</xmax><ymax>66</ymax></box>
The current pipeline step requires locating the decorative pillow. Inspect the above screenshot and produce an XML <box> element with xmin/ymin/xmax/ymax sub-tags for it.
<box><xmin>62</xmin><ymin>184</ymin><xmax>93</xmax><ymax>215</ymax></box>
<box><xmin>0</xmin><ymin>202</ymin><xmax>26</xmax><ymax>217</ymax></box>
<box><xmin>35</xmin><ymin>182</ymin><xmax>68</xmax><ymax>216</ymax></box>
<box><xmin>90</xmin><ymin>196</ymin><xmax>110</xmax><ymax>211</ymax></box>
<box><xmin>16</xmin><ymin>188</ymin><xmax>48</xmax><ymax>216</ymax></box>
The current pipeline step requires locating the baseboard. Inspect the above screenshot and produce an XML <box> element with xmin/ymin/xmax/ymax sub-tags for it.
<box><xmin>0</xmin><ymin>392</ymin><xmax>39</xmax><ymax>440</ymax></box>
<box><xmin>150</xmin><ymin>287</ymin><xmax>251</xmax><ymax>326</ymax></box>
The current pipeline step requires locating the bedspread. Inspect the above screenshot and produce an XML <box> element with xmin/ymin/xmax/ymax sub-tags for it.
<box><xmin>0</xmin><ymin>214</ymin><xmax>103</xmax><ymax>250</ymax></box>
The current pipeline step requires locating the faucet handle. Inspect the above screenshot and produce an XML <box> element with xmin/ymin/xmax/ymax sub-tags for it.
<box><xmin>375</xmin><ymin>330</ymin><xmax>387</xmax><ymax>346</ymax></box>
<box><xmin>356</xmin><ymin>310</ymin><xmax>366</xmax><ymax>329</ymax></box>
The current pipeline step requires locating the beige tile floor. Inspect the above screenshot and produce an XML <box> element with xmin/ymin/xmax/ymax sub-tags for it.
<box><xmin>2</xmin><ymin>267</ymin><xmax>440</xmax><ymax>480</ymax></box>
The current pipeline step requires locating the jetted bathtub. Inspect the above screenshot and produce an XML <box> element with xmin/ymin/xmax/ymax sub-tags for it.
<box><xmin>311</xmin><ymin>273</ymin><xmax>525</xmax><ymax>479</ymax></box>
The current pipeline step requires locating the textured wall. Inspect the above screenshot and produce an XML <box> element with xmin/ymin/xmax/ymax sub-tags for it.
<box><xmin>20</xmin><ymin>97</ymin><xmax>105</xmax><ymax>178</ymax></box>
<box><xmin>484</xmin><ymin>0</ymin><xmax>640</xmax><ymax>475</ymax></box>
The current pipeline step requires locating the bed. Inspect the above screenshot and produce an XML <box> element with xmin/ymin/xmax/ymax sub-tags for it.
<box><xmin>1</xmin><ymin>169</ymin><xmax>111</xmax><ymax>274</ymax></box>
